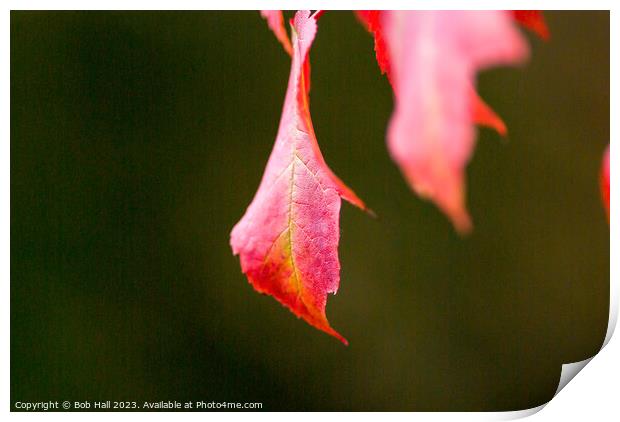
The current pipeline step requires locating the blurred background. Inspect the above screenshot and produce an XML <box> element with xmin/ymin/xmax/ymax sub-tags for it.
<box><xmin>11</xmin><ymin>11</ymin><xmax>609</xmax><ymax>411</ymax></box>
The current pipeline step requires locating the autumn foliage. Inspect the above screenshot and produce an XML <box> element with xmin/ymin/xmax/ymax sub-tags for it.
<box><xmin>231</xmin><ymin>10</ymin><xmax>607</xmax><ymax>344</ymax></box>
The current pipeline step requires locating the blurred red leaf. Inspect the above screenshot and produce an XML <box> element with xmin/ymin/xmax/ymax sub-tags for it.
<box><xmin>513</xmin><ymin>10</ymin><xmax>550</xmax><ymax>40</ymax></box>
<box><xmin>357</xmin><ymin>10</ymin><xmax>509</xmax><ymax>140</ymax></box>
<box><xmin>260</xmin><ymin>10</ymin><xmax>293</xmax><ymax>55</ymax></box>
<box><xmin>601</xmin><ymin>145</ymin><xmax>610</xmax><ymax>220</ymax></box>
<box><xmin>381</xmin><ymin>11</ymin><xmax>529</xmax><ymax>232</ymax></box>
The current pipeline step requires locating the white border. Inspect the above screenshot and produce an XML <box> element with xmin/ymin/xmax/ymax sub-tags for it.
<box><xmin>4</xmin><ymin>1</ymin><xmax>616</xmax><ymax>419</ymax></box>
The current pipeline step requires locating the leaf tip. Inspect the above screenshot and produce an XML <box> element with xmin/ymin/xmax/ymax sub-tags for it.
<box><xmin>471</xmin><ymin>89</ymin><xmax>508</xmax><ymax>137</ymax></box>
<box><xmin>453</xmin><ymin>213</ymin><xmax>473</xmax><ymax>235</ymax></box>
<box><xmin>325</xmin><ymin>327</ymin><xmax>349</xmax><ymax>346</ymax></box>
<box><xmin>365</xmin><ymin>207</ymin><xmax>378</xmax><ymax>219</ymax></box>
<box><xmin>513</xmin><ymin>10</ymin><xmax>551</xmax><ymax>42</ymax></box>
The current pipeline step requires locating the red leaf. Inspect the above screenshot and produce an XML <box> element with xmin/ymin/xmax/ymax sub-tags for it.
<box><xmin>357</xmin><ymin>9</ymin><xmax>508</xmax><ymax>140</ymax></box>
<box><xmin>382</xmin><ymin>11</ymin><xmax>528</xmax><ymax>232</ymax></box>
<box><xmin>231</xmin><ymin>11</ymin><xmax>367</xmax><ymax>344</ymax></box>
<box><xmin>601</xmin><ymin>145</ymin><xmax>610</xmax><ymax>220</ymax></box>
<box><xmin>356</xmin><ymin>10</ymin><xmax>392</xmax><ymax>82</ymax></box>
<box><xmin>512</xmin><ymin>10</ymin><xmax>550</xmax><ymax>40</ymax></box>
<box><xmin>260</xmin><ymin>10</ymin><xmax>293</xmax><ymax>55</ymax></box>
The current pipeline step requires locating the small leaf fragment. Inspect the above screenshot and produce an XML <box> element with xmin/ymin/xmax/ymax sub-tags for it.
<box><xmin>470</xmin><ymin>88</ymin><xmax>508</xmax><ymax>137</ymax></box>
<box><xmin>260</xmin><ymin>10</ymin><xmax>293</xmax><ymax>55</ymax></box>
<box><xmin>356</xmin><ymin>10</ymin><xmax>392</xmax><ymax>82</ymax></box>
<box><xmin>601</xmin><ymin>145</ymin><xmax>610</xmax><ymax>220</ymax></box>
<box><xmin>513</xmin><ymin>10</ymin><xmax>550</xmax><ymax>40</ymax></box>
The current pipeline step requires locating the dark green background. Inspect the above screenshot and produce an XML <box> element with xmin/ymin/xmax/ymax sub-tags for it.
<box><xmin>11</xmin><ymin>11</ymin><xmax>609</xmax><ymax>411</ymax></box>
